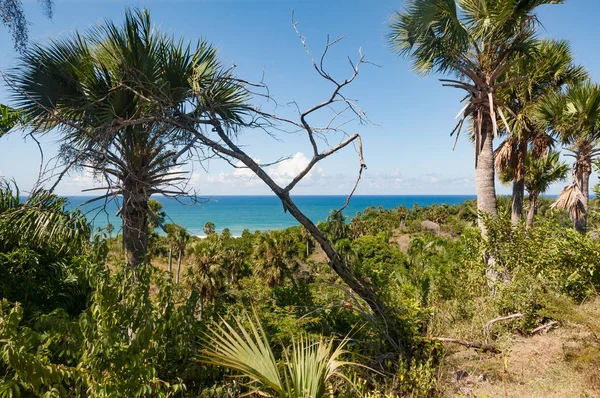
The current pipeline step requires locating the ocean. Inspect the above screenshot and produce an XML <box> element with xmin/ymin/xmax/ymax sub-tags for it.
<box><xmin>67</xmin><ymin>195</ymin><xmax>476</xmax><ymax>237</ymax></box>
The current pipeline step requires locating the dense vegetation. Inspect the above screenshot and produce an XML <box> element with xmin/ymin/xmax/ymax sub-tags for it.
<box><xmin>2</xmin><ymin>1</ymin><xmax>600</xmax><ymax>396</ymax></box>
<box><xmin>1</xmin><ymin>189</ymin><xmax>599</xmax><ymax>396</ymax></box>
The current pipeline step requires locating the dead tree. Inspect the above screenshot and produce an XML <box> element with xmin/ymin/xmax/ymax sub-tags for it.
<box><xmin>153</xmin><ymin>20</ymin><xmax>413</xmax><ymax>357</ymax></box>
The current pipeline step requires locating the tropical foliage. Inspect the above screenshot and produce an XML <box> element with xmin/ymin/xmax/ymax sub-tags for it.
<box><xmin>0</xmin><ymin>184</ymin><xmax>90</xmax><ymax>319</ymax></box>
<box><xmin>523</xmin><ymin>151</ymin><xmax>569</xmax><ymax>227</ymax></box>
<box><xmin>0</xmin><ymin>104</ymin><xmax>20</xmax><ymax>137</ymax></box>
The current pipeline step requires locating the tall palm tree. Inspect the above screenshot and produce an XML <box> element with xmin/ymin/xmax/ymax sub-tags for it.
<box><xmin>536</xmin><ymin>81</ymin><xmax>600</xmax><ymax>232</ymax></box>
<box><xmin>495</xmin><ymin>40</ymin><xmax>586</xmax><ymax>224</ymax></box>
<box><xmin>523</xmin><ymin>151</ymin><xmax>569</xmax><ymax>228</ymax></box>
<box><xmin>389</xmin><ymin>0</ymin><xmax>563</xmax><ymax>237</ymax></box>
<box><xmin>10</xmin><ymin>9</ymin><xmax>247</xmax><ymax>269</ymax></box>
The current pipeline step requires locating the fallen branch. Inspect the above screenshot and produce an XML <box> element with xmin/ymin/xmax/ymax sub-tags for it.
<box><xmin>485</xmin><ymin>313</ymin><xmax>524</xmax><ymax>339</ymax></box>
<box><xmin>433</xmin><ymin>337</ymin><xmax>500</xmax><ymax>354</ymax></box>
<box><xmin>530</xmin><ymin>320</ymin><xmax>558</xmax><ymax>335</ymax></box>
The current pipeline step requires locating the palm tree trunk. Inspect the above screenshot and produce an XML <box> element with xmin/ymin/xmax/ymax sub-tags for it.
<box><xmin>512</xmin><ymin>178</ymin><xmax>525</xmax><ymax>225</ymax></box>
<box><xmin>122</xmin><ymin>177</ymin><xmax>149</xmax><ymax>270</ymax></box>
<box><xmin>176</xmin><ymin>249</ymin><xmax>182</xmax><ymax>284</ymax></box>
<box><xmin>526</xmin><ymin>195</ymin><xmax>537</xmax><ymax>228</ymax></box>
<box><xmin>476</xmin><ymin>115</ymin><xmax>500</xmax><ymax>285</ymax></box>
<box><xmin>574</xmin><ymin>158</ymin><xmax>591</xmax><ymax>233</ymax></box>
<box><xmin>511</xmin><ymin>139</ymin><xmax>527</xmax><ymax>224</ymax></box>
<box><xmin>475</xmin><ymin>116</ymin><xmax>498</xmax><ymax>237</ymax></box>
<box><xmin>168</xmin><ymin>244</ymin><xmax>173</xmax><ymax>274</ymax></box>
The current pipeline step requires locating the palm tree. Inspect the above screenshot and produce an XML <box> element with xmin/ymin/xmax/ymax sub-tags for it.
<box><xmin>523</xmin><ymin>151</ymin><xmax>569</xmax><ymax>228</ymax></box>
<box><xmin>536</xmin><ymin>81</ymin><xmax>600</xmax><ymax>232</ymax></box>
<box><xmin>252</xmin><ymin>230</ymin><xmax>300</xmax><ymax>288</ymax></box>
<box><xmin>165</xmin><ymin>222</ymin><xmax>188</xmax><ymax>277</ymax></box>
<box><xmin>389</xmin><ymin>0</ymin><xmax>563</xmax><ymax>236</ymax></box>
<box><xmin>10</xmin><ymin>9</ymin><xmax>247</xmax><ymax>269</ymax></box>
<box><xmin>105</xmin><ymin>223</ymin><xmax>114</xmax><ymax>238</ymax></box>
<box><xmin>495</xmin><ymin>40</ymin><xmax>586</xmax><ymax>224</ymax></box>
<box><xmin>0</xmin><ymin>104</ymin><xmax>20</xmax><ymax>137</ymax></box>
<box><xmin>203</xmin><ymin>221</ymin><xmax>216</xmax><ymax>236</ymax></box>
<box><xmin>190</xmin><ymin>240</ymin><xmax>228</xmax><ymax>319</ymax></box>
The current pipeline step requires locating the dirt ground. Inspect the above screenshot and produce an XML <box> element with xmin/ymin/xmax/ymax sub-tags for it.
<box><xmin>440</xmin><ymin>299</ymin><xmax>600</xmax><ymax>397</ymax></box>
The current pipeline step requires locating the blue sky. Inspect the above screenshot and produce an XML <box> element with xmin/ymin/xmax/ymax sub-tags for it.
<box><xmin>0</xmin><ymin>0</ymin><xmax>599</xmax><ymax>196</ymax></box>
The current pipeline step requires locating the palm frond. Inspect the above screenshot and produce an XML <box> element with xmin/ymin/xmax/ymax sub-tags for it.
<box><xmin>494</xmin><ymin>138</ymin><xmax>518</xmax><ymax>176</ymax></box>
<box><xmin>525</xmin><ymin>150</ymin><xmax>569</xmax><ymax>197</ymax></box>
<box><xmin>201</xmin><ymin>312</ymin><xmax>364</xmax><ymax>397</ymax></box>
<box><xmin>551</xmin><ymin>182</ymin><xmax>585</xmax><ymax>222</ymax></box>
<box><xmin>0</xmin><ymin>104</ymin><xmax>22</xmax><ymax>135</ymax></box>
<box><xmin>201</xmin><ymin>312</ymin><xmax>285</xmax><ymax>396</ymax></box>
<box><xmin>0</xmin><ymin>183</ymin><xmax>91</xmax><ymax>255</ymax></box>
<box><xmin>284</xmin><ymin>334</ymin><xmax>361</xmax><ymax>398</ymax></box>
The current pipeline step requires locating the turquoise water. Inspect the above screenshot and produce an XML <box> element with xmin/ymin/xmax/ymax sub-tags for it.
<box><xmin>67</xmin><ymin>195</ymin><xmax>476</xmax><ymax>236</ymax></box>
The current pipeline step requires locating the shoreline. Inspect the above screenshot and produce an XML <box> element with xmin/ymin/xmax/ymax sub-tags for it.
<box><xmin>82</xmin><ymin>195</ymin><xmax>481</xmax><ymax>236</ymax></box>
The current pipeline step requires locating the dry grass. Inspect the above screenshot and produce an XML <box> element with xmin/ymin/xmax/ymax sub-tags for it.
<box><xmin>439</xmin><ymin>298</ymin><xmax>600</xmax><ymax>397</ymax></box>
<box><xmin>390</xmin><ymin>232</ymin><xmax>412</xmax><ymax>253</ymax></box>
<box><xmin>308</xmin><ymin>245</ymin><xmax>329</xmax><ymax>263</ymax></box>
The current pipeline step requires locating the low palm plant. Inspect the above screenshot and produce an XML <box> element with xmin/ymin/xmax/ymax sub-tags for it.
<box><xmin>201</xmin><ymin>312</ymin><xmax>364</xmax><ymax>398</ymax></box>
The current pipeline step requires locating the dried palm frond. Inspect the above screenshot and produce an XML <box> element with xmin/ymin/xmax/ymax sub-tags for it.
<box><xmin>551</xmin><ymin>182</ymin><xmax>586</xmax><ymax>222</ymax></box>
<box><xmin>530</xmin><ymin>133</ymin><xmax>554</xmax><ymax>158</ymax></box>
<box><xmin>494</xmin><ymin>138</ymin><xmax>522</xmax><ymax>183</ymax></box>
<box><xmin>495</xmin><ymin>139</ymin><xmax>514</xmax><ymax>173</ymax></box>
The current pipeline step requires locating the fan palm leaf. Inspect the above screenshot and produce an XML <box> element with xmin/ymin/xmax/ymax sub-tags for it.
<box><xmin>0</xmin><ymin>183</ymin><xmax>90</xmax><ymax>255</ymax></box>
<box><xmin>201</xmin><ymin>312</ymin><xmax>363</xmax><ymax>398</ymax></box>
<box><xmin>525</xmin><ymin>151</ymin><xmax>569</xmax><ymax>197</ymax></box>
<box><xmin>202</xmin><ymin>313</ymin><xmax>286</xmax><ymax>396</ymax></box>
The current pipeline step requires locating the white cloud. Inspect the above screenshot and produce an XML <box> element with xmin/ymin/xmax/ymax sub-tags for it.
<box><xmin>269</xmin><ymin>152</ymin><xmax>310</xmax><ymax>185</ymax></box>
<box><xmin>59</xmin><ymin>169</ymin><xmax>104</xmax><ymax>195</ymax></box>
<box><xmin>422</xmin><ymin>174</ymin><xmax>440</xmax><ymax>184</ymax></box>
<box><xmin>203</xmin><ymin>152</ymin><xmax>313</xmax><ymax>188</ymax></box>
